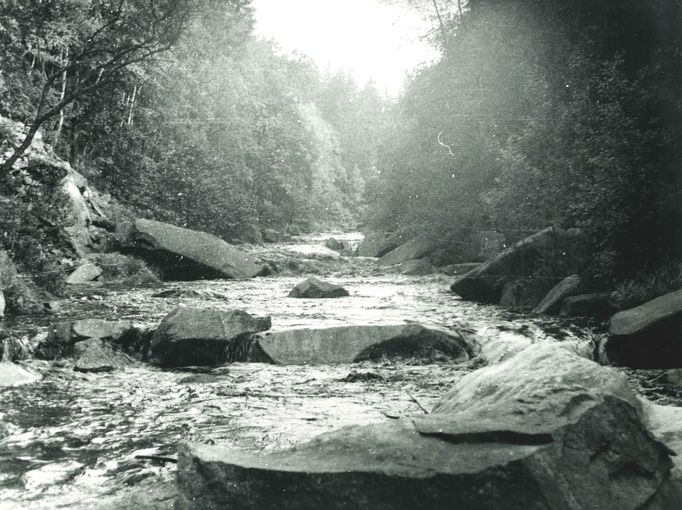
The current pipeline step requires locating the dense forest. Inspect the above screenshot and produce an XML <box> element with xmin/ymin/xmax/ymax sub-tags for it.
<box><xmin>1</xmin><ymin>0</ymin><xmax>681</xmax><ymax>302</ymax></box>
<box><xmin>0</xmin><ymin>0</ymin><xmax>389</xmax><ymax>242</ymax></box>
<box><xmin>372</xmin><ymin>0</ymin><xmax>682</xmax><ymax>299</ymax></box>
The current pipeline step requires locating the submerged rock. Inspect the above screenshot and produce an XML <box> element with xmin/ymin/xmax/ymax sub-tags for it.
<box><xmin>176</xmin><ymin>343</ymin><xmax>672</xmax><ymax>510</ymax></box>
<box><xmin>73</xmin><ymin>338</ymin><xmax>134</xmax><ymax>372</ymax></box>
<box><xmin>147</xmin><ymin>307</ymin><xmax>271</xmax><ymax>367</ymax></box>
<box><xmin>533</xmin><ymin>274</ymin><xmax>582</xmax><ymax>315</ymax></box>
<box><xmin>0</xmin><ymin>362</ymin><xmax>41</xmax><ymax>387</ymax></box>
<box><xmin>288</xmin><ymin>277</ymin><xmax>349</xmax><ymax>298</ymax></box>
<box><xmin>252</xmin><ymin>324</ymin><xmax>477</xmax><ymax>365</ymax></box>
<box><xmin>606</xmin><ymin>289</ymin><xmax>682</xmax><ymax>368</ymax></box>
<box><xmin>123</xmin><ymin>219</ymin><xmax>268</xmax><ymax>280</ymax></box>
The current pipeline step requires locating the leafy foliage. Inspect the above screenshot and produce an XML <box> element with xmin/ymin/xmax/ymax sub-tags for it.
<box><xmin>370</xmin><ymin>0</ymin><xmax>682</xmax><ymax>287</ymax></box>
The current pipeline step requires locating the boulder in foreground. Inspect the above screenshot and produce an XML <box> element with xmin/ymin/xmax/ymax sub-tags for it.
<box><xmin>124</xmin><ymin>219</ymin><xmax>267</xmax><ymax>280</ymax></box>
<box><xmin>288</xmin><ymin>277</ymin><xmax>349</xmax><ymax>298</ymax></box>
<box><xmin>176</xmin><ymin>343</ymin><xmax>673</xmax><ymax>510</ymax></box>
<box><xmin>606</xmin><ymin>289</ymin><xmax>682</xmax><ymax>368</ymax></box>
<box><xmin>253</xmin><ymin>324</ymin><xmax>477</xmax><ymax>365</ymax></box>
<box><xmin>147</xmin><ymin>307</ymin><xmax>271</xmax><ymax>367</ymax></box>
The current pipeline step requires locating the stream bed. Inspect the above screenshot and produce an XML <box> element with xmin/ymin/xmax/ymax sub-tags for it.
<box><xmin>1</xmin><ymin>232</ymin><xmax>680</xmax><ymax>509</ymax></box>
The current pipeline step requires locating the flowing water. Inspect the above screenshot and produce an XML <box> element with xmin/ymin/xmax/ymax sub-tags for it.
<box><xmin>1</xmin><ymin>232</ymin><xmax>680</xmax><ymax>509</ymax></box>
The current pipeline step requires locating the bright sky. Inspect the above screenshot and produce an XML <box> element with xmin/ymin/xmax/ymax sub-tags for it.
<box><xmin>252</xmin><ymin>0</ymin><xmax>438</xmax><ymax>96</ymax></box>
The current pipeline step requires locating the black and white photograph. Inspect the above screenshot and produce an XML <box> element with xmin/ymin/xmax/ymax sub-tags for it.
<box><xmin>1</xmin><ymin>0</ymin><xmax>681</xmax><ymax>508</ymax></box>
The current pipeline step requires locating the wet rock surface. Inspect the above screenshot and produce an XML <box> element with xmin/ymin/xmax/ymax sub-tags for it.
<box><xmin>254</xmin><ymin>324</ymin><xmax>477</xmax><ymax>365</ymax></box>
<box><xmin>288</xmin><ymin>277</ymin><xmax>350</xmax><ymax>298</ymax></box>
<box><xmin>147</xmin><ymin>307</ymin><xmax>272</xmax><ymax>367</ymax></box>
<box><xmin>177</xmin><ymin>344</ymin><xmax>672</xmax><ymax>510</ymax></box>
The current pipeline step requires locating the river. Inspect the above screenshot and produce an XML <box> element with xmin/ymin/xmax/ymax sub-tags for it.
<box><xmin>0</xmin><ymin>232</ymin><xmax>679</xmax><ymax>509</ymax></box>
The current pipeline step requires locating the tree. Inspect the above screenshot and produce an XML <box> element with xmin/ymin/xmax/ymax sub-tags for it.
<box><xmin>0</xmin><ymin>0</ymin><xmax>197</xmax><ymax>176</ymax></box>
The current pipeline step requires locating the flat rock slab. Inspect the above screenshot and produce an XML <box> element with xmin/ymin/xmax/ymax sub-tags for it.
<box><xmin>126</xmin><ymin>219</ymin><xmax>266</xmax><ymax>280</ymax></box>
<box><xmin>253</xmin><ymin>324</ymin><xmax>477</xmax><ymax>365</ymax></box>
<box><xmin>176</xmin><ymin>343</ymin><xmax>672</xmax><ymax>510</ymax></box>
<box><xmin>148</xmin><ymin>307</ymin><xmax>271</xmax><ymax>367</ymax></box>
<box><xmin>288</xmin><ymin>277</ymin><xmax>349</xmax><ymax>298</ymax></box>
<box><xmin>0</xmin><ymin>362</ymin><xmax>41</xmax><ymax>387</ymax></box>
<box><xmin>65</xmin><ymin>263</ymin><xmax>102</xmax><ymax>284</ymax></box>
<box><xmin>606</xmin><ymin>289</ymin><xmax>682</xmax><ymax>368</ymax></box>
<box><xmin>73</xmin><ymin>338</ymin><xmax>134</xmax><ymax>372</ymax></box>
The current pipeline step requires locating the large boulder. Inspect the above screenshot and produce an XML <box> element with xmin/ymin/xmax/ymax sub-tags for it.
<box><xmin>176</xmin><ymin>343</ymin><xmax>672</xmax><ymax>509</ymax></box>
<box><xmin>123</xmin><ymin>219</ymin><xmax>268</xmax><ymax>280</ymax></box>
<box><xmin>288</xmin><ymin>277</ymin><xmax>349</xmax><ymax>298</ymax></box>
<box><xmin>73</xmin><ymin>338</ymin><xmax>135</xmax><ymax>373</ymax></box>
<box><xmin>378</xmin><ymin>234</ymin><xmax>440</xmax><ymax>267</ymax></box>
<box><xmin>251</xmin><ymin>324</ymin><xmax>478</xmax><ymax>365</ymax></box>
<box><xmin>605</xmin><ymin>289</ymin><xmax>682</xmax><ymax>368</ymax></box>
<box><xmin>147</xmin><ymin>307</ymin><xmax>271</xmax><ymax>367</ymax></box>
<box><xmin>354</xmin><ymin>232</ymin><xmax>401</xmax><ymax>258</ymax></box>
<box><xmin>533</xmin><ymin>274</ymin><xmax>583</xmax><ymax>315</ymax></box>
<box><xmin>451</xmin><ymin>227</ymin><xmax>581</xmax><ymax>303</ymax></box>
